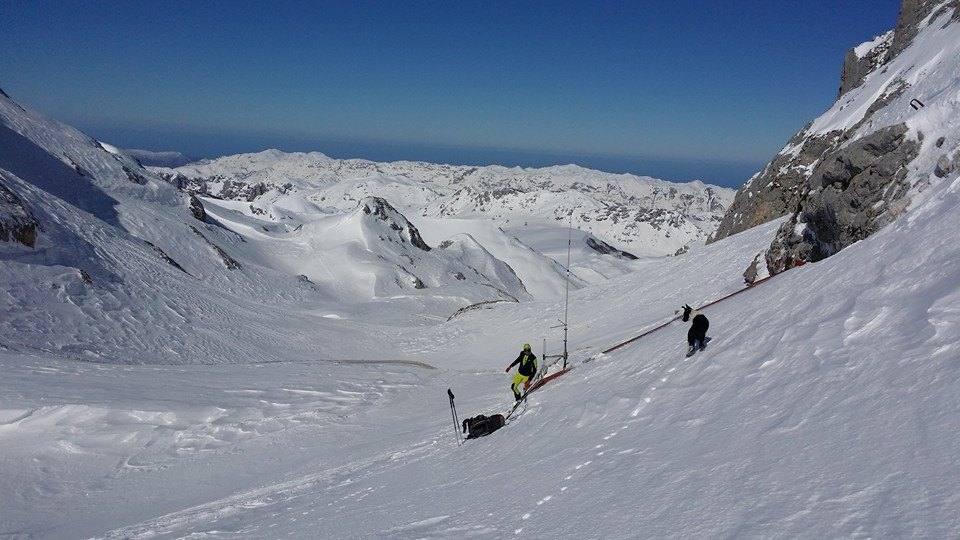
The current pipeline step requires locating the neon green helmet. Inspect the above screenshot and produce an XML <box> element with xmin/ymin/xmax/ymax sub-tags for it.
<box><xmin>523</xmin><ymin>343</ymin><xmax>532</xmax><ymax>351</ymax></box>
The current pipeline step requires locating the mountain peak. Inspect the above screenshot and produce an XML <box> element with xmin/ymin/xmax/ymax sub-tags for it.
<box><xmin>356</xmin><ymin>196</ymin><xmax>431</xmax><ymax>251</ymax></box>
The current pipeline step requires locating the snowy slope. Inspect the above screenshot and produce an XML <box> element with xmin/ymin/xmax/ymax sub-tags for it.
<box><xmin>0</xmin><ymin>88</ymin><xmax>564</xmax><ymax>368</ymax></box>
<box><xmin>161</xmin><ymin>151</ymin><xmax>733</xmax><ymax>258</ymax></box>
<box><xmin>3</xmin><ymin>167</ymin><xmax>956</xmax><ymax>538</ymax></box>
<box><xmin>199</xmin><ymin>194</ymin><xmax>531</xmax><ymax>304</ymax></box>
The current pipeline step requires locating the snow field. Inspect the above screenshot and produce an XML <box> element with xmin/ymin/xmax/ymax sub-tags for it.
<box><xmin>91</xmin><ymin>172</ymin><xmax>960</xmax><ymax>538</ymax></box>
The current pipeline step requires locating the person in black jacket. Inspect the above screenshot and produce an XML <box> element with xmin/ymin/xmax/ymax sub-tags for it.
<box><xmin>682</xmin><ymin>304</ymin><xmax>710</xmax><ymax>356</ymax></box>
<box><xmin>505</xmin><ymin>343</ymin><xmax>538</xmax><ymax>401</ymax></box>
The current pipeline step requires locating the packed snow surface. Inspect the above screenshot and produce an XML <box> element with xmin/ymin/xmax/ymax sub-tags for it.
<box><xmin>2</xmin><ymin>170</ymin><xmax>959</xmax><ymax>537</ymax></box>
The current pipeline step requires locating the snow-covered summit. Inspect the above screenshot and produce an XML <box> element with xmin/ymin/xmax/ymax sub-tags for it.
<box><xmin>353</xmin><ymin>196</ymin><xmax>432</xmax><ymax>251</ymax></box>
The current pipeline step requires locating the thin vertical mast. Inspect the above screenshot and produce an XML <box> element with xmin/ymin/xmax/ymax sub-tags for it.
<box><xmin>563</xmin><ymin>213</ymin><xmax>572</xmax><ymax>369</ymax></box>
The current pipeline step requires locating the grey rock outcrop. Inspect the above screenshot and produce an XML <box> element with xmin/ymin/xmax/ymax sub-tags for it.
<box><xmin>360</xmin><ymin>197</ymin><xmax>431</xmax><ymax>252</ymax></box>
<box><xmin>743</xmin><ymin>253</ymin><xmax>762</xmax><ymax>285</ymax></box>
<box><xmin>765</xmin><ymin>124</ymin><xmax>919</xmax><ymax>274</ymax></box>
<box><xmin>711</xmin><ymin>128</ymin><xmax>842</xmax><ymax>240</ymax></box>
<box><xmin>189</xmin><ymin>194</ymin><xmax>207</xmax><ymax>221</ymax></box>
<box><xmin>711</xmin><ymin>0</ymin><xmax>954</xmax><ymax>247</ymax></box>
<box><xmin>585</xmin><ymin>236</ymin><xmax>638</xmax><ymax>260</ymax></box>
<box><xmin>838</xmin><ymin>31</ymin><xmax>893</xmax><ymax>98</ymax></box>
<box><xmin>934</xmin><ymin>150</ymin><xmax>960</xmax><ymax>178</ymax></box>
<box><xmin>710</xmin><ymin>0</ymin><xmax>959</xmax><ymax>280</ymax></box>
<box><xmin>0</xmin><ymin>175</ymin><xmax>38</xmax><ymax>247</ymax></box>
<box><xmin>890</xmin><ymin>0</ymin><xmax>960</xmax><ymax>58</ymax></box>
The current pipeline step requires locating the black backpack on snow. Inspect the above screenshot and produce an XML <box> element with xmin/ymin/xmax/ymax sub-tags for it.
<box><xmin>462</xmin><ymin>414</ymin><xmax>506</xmax><ymax>439</ymax></box>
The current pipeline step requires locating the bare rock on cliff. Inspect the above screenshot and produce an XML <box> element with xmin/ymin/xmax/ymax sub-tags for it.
<box><xmin>765</xmin><ymin>124</ymin><xmax>919</xmax><ymax>274</ymax></box>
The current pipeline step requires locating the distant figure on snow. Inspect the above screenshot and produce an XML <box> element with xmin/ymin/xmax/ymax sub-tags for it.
<box><xmin>505</xmin><ymin>343</ymin><xmax>538</xmax><ymax>401</ymax></box>
<box><xmin>682</xmin><ymin>304</ymin><xmax>709</xmax><ymax>357</ymax></box>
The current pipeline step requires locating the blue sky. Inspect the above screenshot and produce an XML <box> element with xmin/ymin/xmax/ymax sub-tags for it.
<box><xmin>1</xmin><ymin>0</ymin><xmax>900</xmax><ymax>186</ymax></box>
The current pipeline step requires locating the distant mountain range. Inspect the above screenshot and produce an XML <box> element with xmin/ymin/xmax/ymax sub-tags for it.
<box><xmin>156</xmin><ymin>149</ymin><xmax>733</xmax><ymax>259</ymax></box>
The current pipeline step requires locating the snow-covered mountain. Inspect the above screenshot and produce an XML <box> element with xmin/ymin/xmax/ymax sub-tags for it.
<box><xmin>712</xmin><ymin>0</ymin><xmax>960</xmax><ymax>278</ymax></box>
<box><xmin>158</xmin><ymin>150</ymin><xmax>733</xmax><ymax>259</ymax></box>
<box><xmin>200</xmin><ymin>193</ymin><xmax>533</xmax><ymax>303</ymax></box>
<box><xmin>0</xmin><ymin>88</ymin><xmax>554</xmax><ymax>362</ymax></box>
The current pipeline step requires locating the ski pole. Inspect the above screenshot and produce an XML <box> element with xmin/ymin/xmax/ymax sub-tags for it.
<box><xmin>447</xmin><ymin>388</ymin><xmax>461</xmax><ymax>446</ymax></box>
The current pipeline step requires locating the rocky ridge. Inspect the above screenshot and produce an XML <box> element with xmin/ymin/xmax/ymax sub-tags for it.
<box><xmin>712</xmin><ymin>0</ymin><xmax>960</xmax><ymax>277</ymax></box>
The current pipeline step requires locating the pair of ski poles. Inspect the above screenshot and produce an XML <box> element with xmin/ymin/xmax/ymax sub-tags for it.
<box><xmin>447</xmin><ymin>388</ymin><xmax>462</xmax><ymax>446</ymax></box>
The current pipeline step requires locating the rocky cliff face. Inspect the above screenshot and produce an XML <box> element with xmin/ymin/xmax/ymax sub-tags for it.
<box><xmin>838</xmin><ymin>31</ymin><xmax>893</xmax><ymax>98</ymax></box>
<box><xmin>765</xmin><ymin>124</ymin><xmax>918</xmax><ymax>273</ymax></box>
<box><xmin>712</xmin><ymin>0</ymin><xmax>960</xmax><ymax>275</ymax></box>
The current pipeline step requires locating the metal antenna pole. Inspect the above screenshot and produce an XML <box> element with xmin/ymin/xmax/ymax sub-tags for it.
<box><xmin>542</xmin><ymin>338</ymin><xmax>547</xmax><ymax>376</ymax></box>
<box><xmin>563</xmin><ymin>213</ymin><xmax>572</xmax><ymax>369</ymax></box>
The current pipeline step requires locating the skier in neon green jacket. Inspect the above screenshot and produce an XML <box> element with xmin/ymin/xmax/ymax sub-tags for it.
<box><xmin>505</xmin><ymin>343</ymin><xmax>538</xmax><ymax>401</ymax></box>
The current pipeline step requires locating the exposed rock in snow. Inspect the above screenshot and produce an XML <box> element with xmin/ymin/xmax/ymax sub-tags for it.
<box><xmin>712</xmin><ymin>128</ymin><xmax>843</xmax><ymax>240</ymax></box>
<box><xmin>766</xmin><ymin>124</ymin><xmax>919</xmax><ymax>273</ymax></box>
<box><xmin>934</xmin><ymin>148</ymin><xmax>960</xmax><ymax>177</ymax></box>
<box><xmin>584</xmin><ymin>236</ymin><xmax>637</xmax><ymax>260</ymax></box>
<box><xmin>742</xmin><ymin>252</ymin><xmax>762</xmax><ymax>285</ymax></box>
<box><xmin>190</xmin><ymin>225</ymin><xmax>242</xmax><ymax>270</ymax></box>
<box><xmin>712</xmin><ymin>0</ymin><xmax>960</xmax><ymax>277</ymax></box>
<box><xmin>189</xmin><ymin>194</ymin><xmax>206</xmax><ymax>221</ymax></box>
<box><xmin>840</xmin><ymin>31</ymin><xmax>893</xmax><ymax>98</ymax></box>
<box><xmin>360</xmin><ymin>196</ymin><xmax>431</xmax><ymax>251</ymax></box>
<box><xmin>0</xmin><ymin>171</ymin><xmax>38</xmax><ymax>247</ymax></box>
<box><xmin>889</xmin><ymin>0</ymin><xmax>960</xmax><ymax>59</ymax></box>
